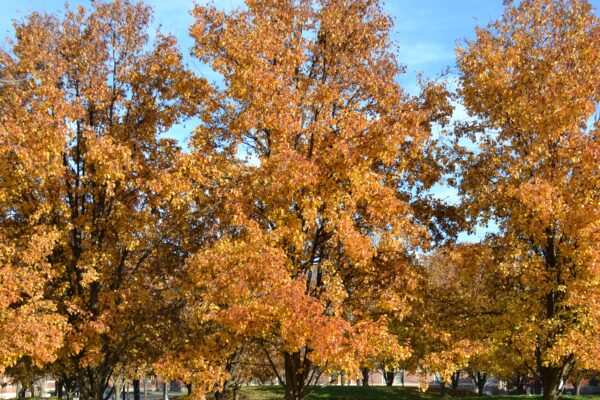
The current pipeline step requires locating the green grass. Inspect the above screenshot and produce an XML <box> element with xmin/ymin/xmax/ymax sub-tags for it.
<box><xmin>473</xmin><ymin>397</ymin><xmax>600</xmax><ymax>400</ymax></box>
<box><xmin>234</xmin><ymin>386</ymin><xmax>600</xmax><ymax>400</ymax></box>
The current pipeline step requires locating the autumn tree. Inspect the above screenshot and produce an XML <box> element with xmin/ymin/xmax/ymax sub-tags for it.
<box><xmin>456</xmin><ymin>1</ymin><xmax>600</xmax><ymax>400</ymax></box>
<box><xmin>186</xmin><ymin>0</ymin><xmax>449</xmax><ymax>399</ymax></box>
<box><xmin>5</xmin><ymin>357</ymin><xmax>47</xmax><ymax>398</ymax></box>
<box><xmin>466</xmin><ymin>363</ymin><xmax>490</xmax><ymax>397</ymax></box>
<box><xmin>0</xmin><ymin>26</ymin><xmax>67</xmax><ymax>374</ymax></box>
<box><xmin>567</xmin><ymin>367</ymin><xmax>583</xmax><ymax>395</ymax></box>
<box><xmin>400</xmin><ymin>244</ymin><xmax>507</xmax><ymax>395</ymax></box>
<box><xmin>0</xmin><ymin>1</ymin><xmax>207</xmax><ymax>399</ymax></box>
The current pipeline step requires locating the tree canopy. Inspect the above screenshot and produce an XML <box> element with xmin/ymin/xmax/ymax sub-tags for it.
<box><xmin>0</xmin><ymin>1</ymin><xmax>598</xmax><ymax>400</ymax></box>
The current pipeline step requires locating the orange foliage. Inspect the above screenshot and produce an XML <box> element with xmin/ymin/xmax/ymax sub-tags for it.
<box><xmin>184</xmin><ymin>1</ymin><xmax>447</xmax><ymax>399</ymax></box>
<box><xmin>0</xmin><ymin>0</ymin><xmax>206</xmax><ymax>398</ymax></box>
<box><xmin>456</xmin><ymin>1</ymin><xmax>600</xmax><ymax>399</ymax></box>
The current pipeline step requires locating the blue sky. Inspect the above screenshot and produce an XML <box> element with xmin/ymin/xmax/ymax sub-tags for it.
<box><xmin>1</xmin><ymin>0</ymin><xmax>598</xmax><ymax>241</ymax></box>
<box><xmin>3</xmin><ymin>0</ymin><xmax>598</xmax><ymax>99</ymax></box>
<box><xmin>0</xmin><ymin>0</ymin><xmax>521</xmax><ymax>143</ymax></box>
<box><xmin>7</xmin><ymin>0</ymin><xmax>599</xmax><ymax>93</ymax></box>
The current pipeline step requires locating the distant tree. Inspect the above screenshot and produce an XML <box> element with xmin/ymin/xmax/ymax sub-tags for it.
<box><xmin>400</xmin><ymin>244</ymin><xmax>508</xmax><ymax>392</ymax></box>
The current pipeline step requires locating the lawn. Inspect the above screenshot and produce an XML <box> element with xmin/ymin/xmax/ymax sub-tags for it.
<box><xmin>234</xmin><ymin>386</ymin><xmax>600</xmax><ymax>400</ymax></box>
<box><xmin>238</xmin><ymin>386</ymin><xmax>427</xmax><ymax>400</ymax></box>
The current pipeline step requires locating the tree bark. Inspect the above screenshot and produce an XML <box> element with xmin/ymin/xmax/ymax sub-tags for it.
<box><xmin>133</xmin><ymin>380</ymin><xmax>140</xmax><ymax>400</ymax></box>
<box><xmin>162</xmin><ymin>383</ymin><xmax>168</xmax><ymax>400</ymax></box>
<box><xmin>65</xmin><ymin>380</ymin><xmax>73</xmax><ymax>400</ymax></box>
<box><xmin>439</xmin><ymin>381</ymin><xmax>447</xmax><ymax>398</ymax></box>
<box><xmin>232</xmin><ymin>383</ymin><xmax>241</xmax><ymax>400</ymax></box>
<box><xmin>513</xmin><ymin>372</ymin><xmax>526</xmax><ymax>395</ymax></box>
<box><xmin>537</xmin><ymin>347</ymin><xmax>574</xmax><ymax>400</ymax></box>
<box><xmin>473</xmin><ymin>371</ymin><xmax>487</xmax><ymax>396</ymax></box>
<box><xmin>399</xmin><ymin>370</ymin><xmax>405</xmax><ymax>387</ymax></box>
<box><xmin>114</xmin><ymin>381</ymin><xmax>121</xmax><ymax>400</ymax></box>
<box><xmin>57</xmin><ymin>379</ymin><xmax>64</xmax><ymax>399</ymax></box>
<box><xmin>451</xmin><ymin>371</ymin><xmax>460</xmax><ymax>390</ymax></box>
<box><xmin>541</xmin><ymin>365</ymin><xmax>571</xmax><ymax>400</ymax></box>
<box><xmin>185</xmin><ymin>383</ymin><xmax>192</xmax><ymax>396</ymax></box>
<box><xmin>17</xmin><ymin>382</ymin><xmax>25</xmax><ymax>399</ymax></box>
<box><xmin>74</xmin><ymin>366</ymin><xmax>112</xmax><ymax>400</ymax></box>
<box><xmin>214</xmin><ymin>380</ymin><xmax>229</xmax><ymax>400</ymax></box>
<box><xmin>215</xmin><ymin>350</ymin><xmax>241</xmax><ymax>400</ymax></box>
<box><xmin>361</xmin><ymin>368</ymin><xmax>369</xmax><ymax>387</ymax></box>
<box><xmin>283</xmin><ymin>351</ymin><xmax>310</xmax><ymax>400</ymax></box>
<box><xmin>533</xmin><ymin>372</ymin><xmax>542</xmax><ymax>395</ymax></box>
<box><xmin>384</xmin><ymin>371</ymin><xmax>395</xmax><ymax>387</ymax></box>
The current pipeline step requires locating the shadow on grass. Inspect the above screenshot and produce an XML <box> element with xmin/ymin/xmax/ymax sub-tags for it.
<box><xmin>236</xmin><ymin>386</ymin><xmax>600</xmax><ymax>400</ymax></box>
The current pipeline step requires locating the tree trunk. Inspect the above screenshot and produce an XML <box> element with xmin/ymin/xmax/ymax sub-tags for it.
<box><xmin>542</xmin><ymin>373</ymin><xmax>561</xmax><ymax>400</ymax></box>
<box><xmin>451</xmin><ymin>371</ymin><xmax>460</xmax><ymax>390</ymax></box>
<box><xmin>17</xmin><ymin>382</ymin><xmax>25</xmax><ymax>399</ymax></box>
<box><xmin>477</xmin><ymin>377</ymin><xmax>485</xmax><ymax>396</ymax></box>
<box><xmin>515</xmin><ymin>373</ymin><xmax>526</xmax><ymax>395</ymax></box>
<box><xmin>57</xmin><ymin>379</ymin><xmax>64</xmax><ymax>399</ymax></box>
<box><xmin>399</xmin><ymin>370</ymin><xmax>405</xmax><ymax>387</ymax></box>
<box><xmin>511</xmin><ymin>372</ymin><xmax>526</xmax><ymax>395</ymax></box>
<box><xmin>65</xmin><ymin>380</ymin><xmax>74</xmax><ymax>400</ymax></box>
<box><xmin>162</xmin><ymin>383</ymin><xmax>168</xmax><ymax>400</ymax></box>
<box><xmin>232</xmin><ymin>383</ymin><xmax>241</xmax><ymax>400</ymax></box>
<box><xmin>75</xmin><ymin>367</ymin><xmax>112</xmax><ymax>400</ymax></box>
<box><xmin>384</xmin><ymin>371</ymin><xmax>395</xmax><ymax>387</ymax></box>
<box><xmin>474</xmin><ymin>371</ymin><xmax>487</xmax><ymax>396</ymax></box>
<box><xmin>541</xmin><ymin>367</ymin><xmax>567</xmax><ymax>400</ymax></box>
<box><xmin>133</xmin><ymin>380</ymin><xmax>140</xmax><ymax>400</ymax></box>
<box><xmin>574</xmin><ymin>379</ymin><xmax>581</xmax><ymax>396</ymax></box>
<box><xmin>361</xmin><ymin>368</ymin><xmax>369</xmax><ymax>387</ymax></box>
<box><xmin>439</xmin><ymin>381</ymin><xmax>447</xmax><ymax>398</ymax></box>
<box><xmin>214</xmin><ymin>381</ymin><xmax>228</xmax><ymax>400</ymax></box>
<box><xmin>538</xmin><ymin>354</ymin><xmax>574</xmax><ymax>400</ymax></box>
<box><xmin>185</xmin><ymin>383</ymin><xmax>192</xmax><ymax>396</ymax></box>
<box><xmin>143</xmin><ymin>378</ymin><xmax>147</xmax><ymax>400</ymax></box>
<box><xmin>215</xmin><ymin>351</ymin><xmax>240</xmax><ymax>400</ymax></box>
<box><xmin>533</xmin><ymin>373</ymin><xmax>542</xmax><ymax>395</ymax></box>
<box><xmin>340</xmin><ymin>372</ymin><xmax>346</xmax><ymax>386</ymax></box>
<box><xmin>283</xmin><ymin>351</ymin><xmax>310</xmax><ymax>400</ymax></box>
<box><xmin>114</xmin><ymin>381</ymin><xmax>122</xmax><ymax>400</ymax></box>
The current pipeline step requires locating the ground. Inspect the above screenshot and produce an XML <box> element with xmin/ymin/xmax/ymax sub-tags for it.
<box><xmin>229</xmin><ymin>386</ymin><xmax>600</xmax><ymax>400</ymax></box>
